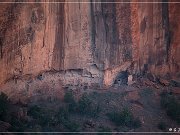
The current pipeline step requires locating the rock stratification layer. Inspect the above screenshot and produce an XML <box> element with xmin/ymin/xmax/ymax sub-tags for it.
<box><xmin>0</xmin><ymin>0</ymin><xmax>179</xmax><ymax>92</ymax></box>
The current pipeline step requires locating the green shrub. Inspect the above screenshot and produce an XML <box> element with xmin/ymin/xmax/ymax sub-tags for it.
<box><xmin>129</xmin><ymin>118</ymin><xmax>142</xmax><ymax>128</ymax></box>
<box><xmin>158</xmin><ymin>122</ymin><xmax>167</xmax><ymax>131</ymax></box>
<box><xmin>27</xmin><ymin>105</ymin><xmax>42</xmax><ymax>119</ymax></box>
<box><xmin>57</xmin><ymin>107</ymin><xmax>69</xmax><ymax>123</ymax></box>
<box><xmin>77</xmin><ymin>94</ymin><xmax>101</xmax><ymax>117</ymax></box>
<box><xmin>0</xmin><ymin>92</ymin><xmax>9</xmax><ymax>120</ymax></box>
<box><xmin>9</xmin><ymin>116</ymin><xmax>26</xmax><ymax>132</ymax></box>
<box><xmin>107</xmin><ymin>108</ymin><xmax>133</xmax><ymax>126</ymax></box>
<box><xmin>98</xmin><ymin>126</ymin><xmax>112</xmax><ymax>135</ymax></box>
<box><xmin>64</xmin><ymin>91</ymin><xmax>75</xmax><ymax>103</ymax></box>
<box><xmin>64</xmin><ymin>91</ymin><xmax>77</xmax><ymax>112</ymax></box>
<box><xmin>63</xmin><ymin>120</ymin><xmax>80</xmax><ymax>132</ymax></box>
<box><xmin>28</xmin><ymin>105</ymin><xmax>55</xmax><ymax>126</ymax></box>
<box><xmin>64</xmin><ymin>92</ymin><xmax>101</xmax><ymax>117</ymax></box>
<box><xmin>39</xmin><ymin>113</ymin><xmax>54</xmax><ymax>126</ymax></box>
<box><xmin>160</xmin><ymin>92</ymin><xmax>180</xmax><ymax>123</ymax></box>
<box><xmin>56</xmin><ymin>107</ymin><xmax>79</xmax><ymax>131</ymax></box>
<box><xmin>68</xmin><ymin>102</ymin><xmax>78</xmax><ymax>112</ymax></box>
<box><xmin>78</xmin><ymin>94</ymin><xmax>92</xmax><ymax>114</ymax></box>
<box><xmin>90</xmin><ymin>103</ymin><xmax>101</xmax><ymax>118</ymax></box>
<box><xmin>107</xmin><ymin>108</ymin><xmax>141</xmax><ymax>128</ymax></box>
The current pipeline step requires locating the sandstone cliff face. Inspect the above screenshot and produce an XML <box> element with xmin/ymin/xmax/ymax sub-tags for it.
<box><xmin>132</xmin><ymin>1</ymin><xmax>170</xmax><ymax>76</ymax></box>
<box><xmin>0</xmin><ymin>1</ymin><xmax>179</xmax><ymax>93</ymax></box>
<box><xmin>169</xmin><ymin>2</ymin><xmax>180</xmax><ymax>76</ymax></box>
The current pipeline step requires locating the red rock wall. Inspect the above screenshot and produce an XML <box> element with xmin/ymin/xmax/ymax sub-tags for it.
<box><xmin>134</xmin><ymin>1</ymin><xmax>170</xmax><ymax>76</ymax></box>
<box><xmin>0</xmin><ymin>1</ymin><xmax>179</xmax><ymax>89</ymax></box>
<box><xmin>130</xmin><ymin>0</ymin><xmax>180</xmax><ymax>79</ymax></box>
<box><xmin>169</xmin><ymin>2</ymin><xmax>180</xmax><ymax>76</ymax></box>
<box><xmin>0</xmin><ymin>2</ymin><xmax>55</xmax><ymax>84</ymax></box>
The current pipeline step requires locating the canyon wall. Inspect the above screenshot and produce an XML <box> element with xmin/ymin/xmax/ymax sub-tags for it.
<box><xmin>0</xmin><ymin>0</ymin><xmax>179</xmax><ymax>94</ymax></box>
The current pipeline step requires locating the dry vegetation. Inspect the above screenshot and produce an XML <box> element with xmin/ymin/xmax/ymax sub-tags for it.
<box><xmin>0</xmin><ymin>84</ymin><xmax>180</xmax><ymax>133</ymax></box>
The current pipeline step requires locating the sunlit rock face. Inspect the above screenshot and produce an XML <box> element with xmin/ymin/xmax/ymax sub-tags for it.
<box><xmin>0</xmin><ymin>0</ymin><xmax>179</xmax><ymax>94</ymax></box>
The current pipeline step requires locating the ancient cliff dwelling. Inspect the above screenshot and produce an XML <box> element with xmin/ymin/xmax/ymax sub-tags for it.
<box><xmin>0</xmin><ymin>0</ymin><xmax>180</xmax><ymax>133</ymax></box>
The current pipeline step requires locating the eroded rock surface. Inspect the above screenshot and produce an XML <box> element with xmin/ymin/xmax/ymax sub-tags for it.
<box><xmin>0</xmin><ymin>1</ymin><xmax>179</xmax><ymax>100</ymax></box>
